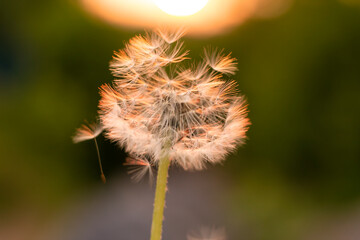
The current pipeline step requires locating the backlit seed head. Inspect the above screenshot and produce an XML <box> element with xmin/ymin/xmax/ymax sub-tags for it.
<box><xmin>97</xmin><ymin>29</ymin><xmax>250</xmax><ymax>170</ymax></box>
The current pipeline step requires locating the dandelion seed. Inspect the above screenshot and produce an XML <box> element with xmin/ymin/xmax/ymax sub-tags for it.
<box><xmin>204</xmin><ymin>48</ymin><xmax>238</xmax><ymax>75</ymax></box>
<box><xmin>72</xmin><ymin>122</ymin><xmax>103</xmax><ymax>143</ymax></box>
<box><xmin>73</xmin><ymin>122</ymin><xmax>106</xmax><ymax>183</ymax></box>
<box><xmin>187</xmin><ymin>227</ymin><xmax>226</xmax><ymax>240</ymax></box>
<box><xmin>155</xmin><ymin>28</ymin><xmax>186</xmax><ymax>44</ymax></box>
<box><xmin>99</xmin><ymin>29</ymin><xmax>250</xmax><ymax>170</ymax></box>
<box><xmin>124</xmin><ymin>156</ymin><xmax>155</xmax><ymax>185</ymax></box>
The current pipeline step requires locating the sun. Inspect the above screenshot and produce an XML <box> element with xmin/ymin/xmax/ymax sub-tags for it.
<box><xmin>153</xmin><ymin>0</ymin><xmax>209</xmax><ymax>16</ymax></box>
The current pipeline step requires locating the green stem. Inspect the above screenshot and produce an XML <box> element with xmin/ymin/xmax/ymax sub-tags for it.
<box><xmin>150</xmin><ymin>152</ymin><xmax>171</xmax><ymax>240</ymax></box>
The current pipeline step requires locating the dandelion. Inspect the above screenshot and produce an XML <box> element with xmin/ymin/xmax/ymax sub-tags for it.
<box><xmin>75</xmin><ymin>29</ymin><xmax>250</xmax><ymax>240</ymax></box>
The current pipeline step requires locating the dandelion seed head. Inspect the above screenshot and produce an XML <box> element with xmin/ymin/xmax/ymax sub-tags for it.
<box><xmin>98</xmin><ymin>29</ymin><xmax>250</xmax><ymax>170</ymax></box>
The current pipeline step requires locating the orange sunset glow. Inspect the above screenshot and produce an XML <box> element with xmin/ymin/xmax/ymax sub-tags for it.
<box><xmin>81</xmin><ymin>0</ymin><xmax>293</xmax><ymax>36</ymax></box>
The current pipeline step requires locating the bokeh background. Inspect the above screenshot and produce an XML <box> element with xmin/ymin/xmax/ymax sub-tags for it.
<box><xmin>1</xmin><ymin>0</ymin><xmax>360</xmax><ymax>240</ymax></box>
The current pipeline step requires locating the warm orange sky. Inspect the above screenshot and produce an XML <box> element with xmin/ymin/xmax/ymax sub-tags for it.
<box><xmin>81</xmin><ymin>0</ymin><xmax>293</xmax><ymax>37</ymax></box>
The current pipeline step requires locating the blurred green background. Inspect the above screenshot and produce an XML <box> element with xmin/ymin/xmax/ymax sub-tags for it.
<box><xmin>1</xmin><ymin>0</ymin><xmax>359</xmax><ymax>239</ymax></box>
